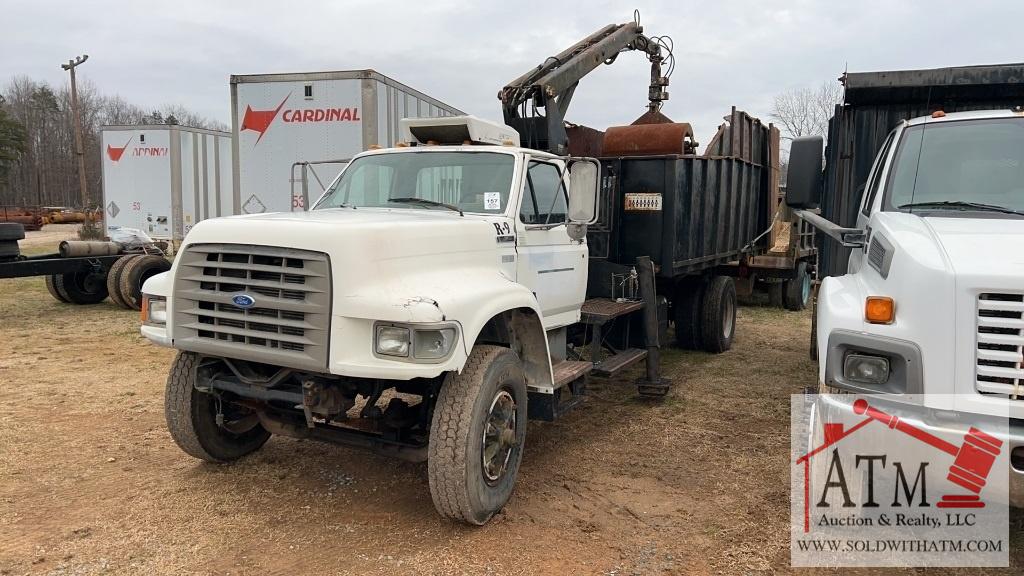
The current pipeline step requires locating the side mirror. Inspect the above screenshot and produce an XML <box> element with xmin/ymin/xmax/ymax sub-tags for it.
<box><xmin>786</xmin><ymin>136</ymin><xmax>823</xmax><ymax>209</ymax></box>
<box><xmin>567</xmin><ymin>159</ymin><xmax>600</xmax><ymax>225</ymax></box>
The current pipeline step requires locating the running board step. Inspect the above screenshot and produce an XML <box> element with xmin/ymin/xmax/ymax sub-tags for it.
<box><xmin>552</xmin><ymin>360</ymin><xmax>592</xmax><ymax>388</ymax></box>
<box><xmin>592</xmin><ymin>348</ymin><xmax>648</xmax><ymax>377</ymax></box>
<box><xmin>580</xmin><ymin>298</ymin><xmax>644</xmax><ymax>325</ymax></box>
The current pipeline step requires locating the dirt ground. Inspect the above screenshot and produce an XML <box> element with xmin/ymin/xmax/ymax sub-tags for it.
<box><xmin>0</xmin><ymin>231</ymin><xmax>1021</xmax><ymax>575</ymax></box>
<box><xmin>16</xmin><ymin>224</ymin><xmax>81</xmax><ymax>250</ymax></box>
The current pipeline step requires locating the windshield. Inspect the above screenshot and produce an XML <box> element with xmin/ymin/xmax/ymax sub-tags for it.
<box><xmin>314</xmin><ymin>151</ymin><xmax>516</xmax><ymax>214</ymax></box>
<box><xmin>885</xmin><ymin>117</ymin><xmax>1024</xmax><ymax>215</ymax></box>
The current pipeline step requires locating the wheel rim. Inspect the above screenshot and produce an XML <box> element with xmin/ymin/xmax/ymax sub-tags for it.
<box><xmin>801</xmin><ymin>272</ymin><xmax>811</xmax><ymax>305</ymax></box>
<box><xmin>481</xmin><ymin>389</ymin><xmax>517</xmax><ymax>484</ymax></box>
<box><xmin>722</xmin><ymin>295</ymin><xmax>735</xmax><ymax>338</ymax></box>
<box><xmin>75</xmin><ymin>271</ymin><xmax>106</xmax><ymax>295</ymax></box>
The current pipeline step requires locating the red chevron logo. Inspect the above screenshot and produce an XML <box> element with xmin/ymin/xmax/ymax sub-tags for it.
<box><xmin>106</xmin><ymin>136</ymin><xmax>133</xmax><ymax>162</ymax></box>
<box><xmin>241</xmin><ymin>94</ymin><xmax>290</xmax><ymax>143</ymax></box>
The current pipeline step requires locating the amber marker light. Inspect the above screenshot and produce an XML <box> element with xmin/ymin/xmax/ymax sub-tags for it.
<box><xmin>865</xmin><ymin>296</ymin><xmax>895</xmax><ymax>324</ymax></box>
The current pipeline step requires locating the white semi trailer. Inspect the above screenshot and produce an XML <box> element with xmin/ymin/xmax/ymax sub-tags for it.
<box><xmin>230</xmin><ymin>69</ymin><xmax>463</xmax><ymax>214</ymax></box>
<box><xmin>100</xmin><ymin>125</ymin><xmax>232</xmax><ymax>241</ymax></box>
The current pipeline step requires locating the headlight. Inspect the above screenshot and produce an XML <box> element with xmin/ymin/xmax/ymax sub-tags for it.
<box><xmin>843</xmin><ymin>353</ymin><xmax>889</xmax><ymax>385</ymax></box>
<box><xmin>414</xmin><ymin>328</ymin><xmax>457</xmax><ymax>359</ymax></box>
<box><xmin>375</xmin><ymin>325</ymin><xmax>411</xmax><ymax>357</ymax></box>
<box><xmin>374</xmin><ymin>323</ymin><xmax>458</xmax><ymax>361</ymax></box>
<box><xmin>142</xmin><ymin>295</ymin><xmax>167</xmax><ymax>326</ymax></box>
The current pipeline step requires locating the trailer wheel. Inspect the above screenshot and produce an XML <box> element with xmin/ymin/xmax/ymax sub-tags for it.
<box><xmin>165</xmin><ymin>351</ymin><xmax>270</xmax><ymax>462</ymax></box>
<box><xmin>783</xmin><ymin>262</ymin><xmax>811</xmax><ymax>311</ymax></box>
<box><xmin>54</xmin><ymin>269</ymin><xmax>109</xmax><ymax>305</ymax></box>
<box><xmin>118</xmin><ymin>255</ymin><xmax>171</xmax><ymax>310</ymax></box>
<box><xmin>0</xmin><ymin>222</ymin><xmax>25</xmax><ymax>241</ymax></box>
<box><xmin>45</xmin><ymin>274</ymin><xmax>69</xmax><ymax>303</ymax></box>
<box><xmin>700</xmin><ymin>276</ymin><xmax>736</xmax><ymax>353</ymax></box>
<box><xmin>428</xmin><ymin>345</ymin><xmax>527</xmax><ymax>525</ymax></box>
<box><xmin>106</xmin><ymin>255</ymin><xmax>139</xmax><ymax>309</ymax></box>
<box><xmin>672</xmin><ymin>278</ymin><xmax>705</xmax><ymax>349</ymax></box>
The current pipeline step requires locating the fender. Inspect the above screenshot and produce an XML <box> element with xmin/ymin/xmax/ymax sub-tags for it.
<box><xmin>335</xmin><ymin>268</ymin><xmax>554</xmax><ymax>390</ymax></box>
<box><xmin>816</xmin><ymin>274</ymin><xmax>867</xmax><ymax>384</ymax></box>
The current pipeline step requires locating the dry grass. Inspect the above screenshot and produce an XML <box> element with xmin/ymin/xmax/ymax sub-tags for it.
<box><xmin>0</xmin><ymin>232</ymin><xmax>1020</xmax><ymax>575</ymax></box>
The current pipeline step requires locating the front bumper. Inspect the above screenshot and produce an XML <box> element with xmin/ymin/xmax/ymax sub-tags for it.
<box><xmin>141</xmin><ymin>324</ymin><xmax>171</xmax><ymax>347</ymax></box>
<box><xmin>813</xmin><ymin>395</ymin><xmax>1024</xmax><ymax>509</ymax></box>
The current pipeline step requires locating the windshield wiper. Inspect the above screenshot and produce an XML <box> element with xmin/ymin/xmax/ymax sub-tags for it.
<box><xmin>388</xmin><ymin>197</ymin><xmax>463</xmax><ymax>216</ymax></box>
<box><xmin>898</xmin><ymin>200</ymin><xmax>1024</xmax><ymax>217</ymax></box>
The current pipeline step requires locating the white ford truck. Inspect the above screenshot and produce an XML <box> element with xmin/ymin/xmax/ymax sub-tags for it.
<box><xmin>139</xmin><ymin>116</ymin><xmax>660</xmax><ymax>524</ymax></box>
<box><xmin>786</xmin><ymin>108</ymin><xmax>1024</xmax><ymax>507</ymax></box>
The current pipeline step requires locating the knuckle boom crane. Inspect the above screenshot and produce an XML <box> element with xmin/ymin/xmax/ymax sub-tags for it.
<box><xmin>498</xmin><ymin>12</ymin><xmax>674</xmax><ymax>154</ymax></box>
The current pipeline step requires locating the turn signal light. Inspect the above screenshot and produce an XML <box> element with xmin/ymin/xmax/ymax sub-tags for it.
<box><xmin>140</xmin><ymin>295</ymin><xmax>149</xmax><ymax>323</ymax></box>
<box><xmin>865</xmin><ymin>296</ymin><xmax>895</xmax><ymax>324</ymax></box>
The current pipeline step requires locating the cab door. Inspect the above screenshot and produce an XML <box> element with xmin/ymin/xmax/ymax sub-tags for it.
<box><xmin>515</xmin><ymin>158</ymin><xmax>587</xmax><ymax>329</ymax></box>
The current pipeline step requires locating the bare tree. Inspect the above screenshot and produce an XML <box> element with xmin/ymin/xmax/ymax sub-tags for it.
<box><xmin>770</xmin><ymin>81</ymin><xmax>843</xmax><ymax>141</ymax></box>
<box><xmin>0</xmin><ymin>75</ymin><xmax>227</xmax><ymax>207</ymax></box>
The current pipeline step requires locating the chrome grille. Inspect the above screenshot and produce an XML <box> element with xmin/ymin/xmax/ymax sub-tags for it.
<box><xmin>173</xmin><ymin>244</ymin><xmax>331</xmax><ymax>371</ymax></box>
<box><xmin>975</xmin><ymin>292</ymin><xmax>1024</xmax><ymax>400</ymax></box>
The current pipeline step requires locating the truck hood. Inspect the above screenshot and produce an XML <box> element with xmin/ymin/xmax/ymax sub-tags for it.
<box><xmin>183</xmin><ymin>207</ymin><xmax>500</xmax><ymax>259</ymax></box>
<box><xmin>180</xmin><ymin>208</ymin><xmax>508</xmax><ymax>322</ymax></box>
<box><xmin>921</xmin><ymin>217</ymin><xmax>1024</xmax><ymax>277</ymax></box>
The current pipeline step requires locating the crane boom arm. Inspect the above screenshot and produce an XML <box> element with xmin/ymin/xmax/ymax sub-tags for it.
<box><xmin>499</xmin><ymin>20</ymin><xmax>670</xmax><ymax>154</ymax></box>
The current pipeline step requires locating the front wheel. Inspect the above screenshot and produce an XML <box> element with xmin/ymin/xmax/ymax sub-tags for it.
<box><xmin>428</xmin><ymin>345</ymin><xmax>528</xmax><ymax>525</ymax></box>
<box><xmin>164</xmin><ymin>352</ymin><xmax>270</xmax><ymax>462</ymax></box>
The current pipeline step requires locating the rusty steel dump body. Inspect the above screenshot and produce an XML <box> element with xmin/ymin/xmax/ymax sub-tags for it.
<box><xmin>578</xmin><ymin>108</ymin><xmax>781</xmax><ymax>295</ymax></box>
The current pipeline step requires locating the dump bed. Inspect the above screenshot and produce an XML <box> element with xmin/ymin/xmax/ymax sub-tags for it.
<box><xmin>820</xmin><ymin>63</ymin><xmax>1024</xmax><ymax>276</ymax></box>
<box><xmin>586</xmin><ymin>108</ymin><xmax>778</xmax><ymax>291</ymax></box>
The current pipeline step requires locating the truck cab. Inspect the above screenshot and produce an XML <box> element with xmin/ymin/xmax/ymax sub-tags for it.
<box><xmin>788</xmin><ymin>109</ymin><xmax>1024</xmax><ymax>507</ymax></box>
<box><xmin>140</xmin><ymin>115</ymin><xmax>606</xmax><ymax>524</ymax></box>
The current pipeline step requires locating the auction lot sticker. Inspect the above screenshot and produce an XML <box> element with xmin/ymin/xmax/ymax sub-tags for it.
<box><xmin>791</xmin><ymin>394</ymin><xmax>1009</xmax><ymax>567</ymax></box>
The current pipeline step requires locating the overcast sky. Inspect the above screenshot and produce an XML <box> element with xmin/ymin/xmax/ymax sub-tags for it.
<box><xmin>4</xmin><ymin>0</ymin><xmax>1022</xmax><ymax>145</ymax></box>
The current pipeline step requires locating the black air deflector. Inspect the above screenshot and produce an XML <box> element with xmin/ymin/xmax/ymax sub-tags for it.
<box><xmin>409</xmin><ymin>124</ymin><xmax>472</xmax><ymax>145</ymax></box>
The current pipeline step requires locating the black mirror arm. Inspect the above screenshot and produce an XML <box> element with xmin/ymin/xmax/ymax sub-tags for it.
<box><xmin>794</xmin><ymin>209</ymin><xmax>865</xmax><ymax>248</ymax></box>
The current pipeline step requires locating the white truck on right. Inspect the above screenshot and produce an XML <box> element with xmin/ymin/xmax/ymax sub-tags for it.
<box><xmin>786</xmin><ymin>106</ymin><xmax>1024</xmax><ymax>507</ymax></box>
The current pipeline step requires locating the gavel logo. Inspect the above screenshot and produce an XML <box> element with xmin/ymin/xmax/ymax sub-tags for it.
<box><xmin>852</xmin><ymin>399</ymin><xmax>1003</xmax><ymax>508</ymax></box>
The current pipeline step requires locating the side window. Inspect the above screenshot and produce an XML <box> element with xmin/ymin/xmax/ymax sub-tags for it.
<box><xmin>862</xmin><ymin>131</ymin><xmax>896</xmax><ymax>216</ymax></box>
<box><xmin>519</xmin><ymin>161</ymin><xmax>567</xmax><ymax>225</ymax></box>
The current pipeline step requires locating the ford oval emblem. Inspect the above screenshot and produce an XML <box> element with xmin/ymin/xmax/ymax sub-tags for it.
<box><xmin>232</xmin><ymin>294</ymin><xmax>256</xmax><ymax>309</ymax></box>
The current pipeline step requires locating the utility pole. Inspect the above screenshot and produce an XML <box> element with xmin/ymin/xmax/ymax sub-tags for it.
<box><xmin>61</xmin><ymin>54</ymin><xmax>89</xmax><ymax>208</ymax></box>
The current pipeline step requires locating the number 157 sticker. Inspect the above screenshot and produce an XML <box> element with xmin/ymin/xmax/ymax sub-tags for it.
<box><xmin>484</xmin><ymin>192</ymin><xmax>502</xmax><ymax>210</ymax></box>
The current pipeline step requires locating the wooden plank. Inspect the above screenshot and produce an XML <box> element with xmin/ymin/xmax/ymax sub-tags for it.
<box><xmin>552</xmin><ymin>360</ymin><xmax>592</xmax><ymax>388</ymax></box>
<box><xmin>592</xmin><ymin>348</ymin><xmax>647</xmax><ymax>377</ymax></box>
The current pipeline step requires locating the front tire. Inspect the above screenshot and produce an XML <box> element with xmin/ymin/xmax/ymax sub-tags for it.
<box><xmin>428</xmin><ymin>345</ymin><xmax>528</xmax><ymax>525</ymax></box>
<box><xmin>164</xmin><ymin>352</ymin><xmax>270</xmax><ymax>462</ymax></box>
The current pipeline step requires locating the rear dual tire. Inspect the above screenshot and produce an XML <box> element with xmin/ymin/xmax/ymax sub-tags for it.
<box><xmin>103</xmin><ymin>254</ymin><xmax>171</xmax><ymax>310</ymax></box>
<box><xmin>53</xmin><ymin>270</ymin><xmax>109</xmax><ymax>304</ymax></box>
<box><xmin>673</xmin><ymin>275</ymin><xmax>736</xmax><ymax>353</ymax></box>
